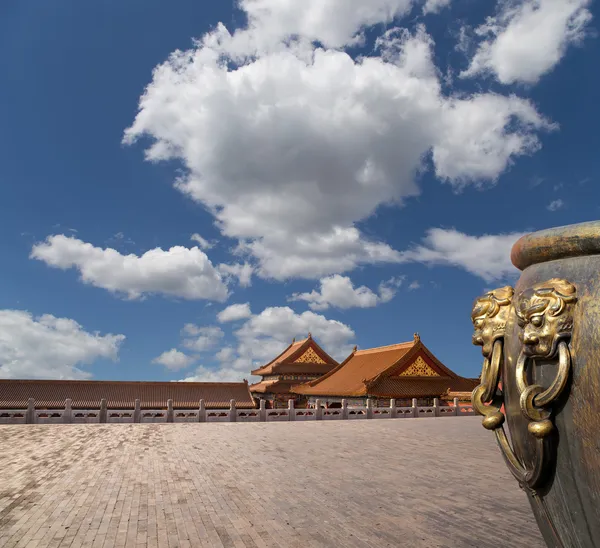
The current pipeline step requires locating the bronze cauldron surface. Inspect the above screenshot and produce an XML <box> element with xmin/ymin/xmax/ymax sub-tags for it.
<box><xmin>471</xmin><ymin>221</ymin><xmax>600</xmax><ymax>548</ymax></box>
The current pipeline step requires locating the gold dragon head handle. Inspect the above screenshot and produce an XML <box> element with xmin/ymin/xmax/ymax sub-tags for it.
<box><xmin>515</xmin><ymin>278</ymin><xmax>577</xmax><ymax>359</ymax></box>
<box><xmin>471</xmin><ymin>286</ymin><xmax>515</xmax><ymax>358</ymax></box>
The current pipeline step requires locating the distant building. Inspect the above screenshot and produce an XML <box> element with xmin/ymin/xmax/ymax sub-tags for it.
<box><xmin>249</xmin><ymin>333</ymin><xmax>338</xmax><ymax>408</ymax></box>
<box><xmin>0</xmin><ymin>379</ymin><xmax>256</xmax><ymax>409</ymax></box>
<box><xmin>292</xmin><ymin>333</ymin><xmax>478</xmax><ymax>408</ymax></box>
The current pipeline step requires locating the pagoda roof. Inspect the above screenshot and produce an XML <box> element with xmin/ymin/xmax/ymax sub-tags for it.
<box><xmin>251</xmin><ymin>334</ymin><xmax>338</xmax><ymax>376</ymax></box>
<box><xmin>292</xmin><ymin>334</ymin><xmax>478</xmax><ymax>398</ymax></box>
<box><xmin>0</xmin><ymin>379</ymin><xmax>256</xmax><ymax>409</ymax></box>
<box><xmin>249</xmin><ymin>379</ymin><xmax>307</xmax><ymax>394</ymax></box>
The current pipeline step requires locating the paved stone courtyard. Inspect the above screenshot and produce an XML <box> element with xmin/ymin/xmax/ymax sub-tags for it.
<box><xmin>0</xmin><ymin>417</ymin><xmax>544</xmax><ymax>548</ymax></box>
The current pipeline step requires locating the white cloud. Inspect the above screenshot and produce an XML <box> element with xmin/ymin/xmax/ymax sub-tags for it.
<box><xmin>177</xmin><ymin>305</ymin><xmax>356</xmax><ymax>382</ymax></box>
<box><xmin>152</xmin><ymin>348</ymin><xmax>195</xmax><ymax>371</ymax></box>
<box><xmin>218</xmin><ymin>262</ymin><xmax>253</xmax><ymax>287</ymax></box>
<box><xmin>179</xmin><ymin>364</ymin><xmax>249</xmax><ymax>383</ymax></box>
<box><xmin>124</xmin><ymin>15</ymin><xmax>552</xmax><ymax>281</ymax></box>
<box><xmin>190</xmin><ymin>233</ymin><xmax>214</xmax><ymax>249</ymax></box>
<box><xmin>217</xmin><ymin>303</ymin><xmax>253</xmax><ymax>323</ymax></box>
<box><xmin>216</xmin><ymin>346</ymin><xmax>236</xmax><ymax>361</ymax></box>
<box><xmin>237</xmin><ymin>0</ymin><xmax>414</xmax><ymax>50</ymax></box>
<box><xmin>181</xmin><ymin>325</ymin><xmax>224</xmax><ymax>352</ymax></box>
<box><xmin>462</xmin><ymin>0</ymin><xmax>592</xmax><ymax>85</ymax></box>
<box><xmin>547</xmin><ymin>198</ymin><xmax>564</xmax><ymax>211</ymax></box>
<box><xmin>31</xmin><ymin>235</ymin><xmax>229</xmax><ymax>301</ymax></box>
<box><xmin>423</xmin><ymin>0</ymin><xmax>451</xmax><ymax>15</ymax></box>
<box><xmin>0</xmin><ymin>310</ymin><xmax>124</xmax><ymax>379</ymax></box>
<box><xmin>290</xmin><ymin>274</ymin><xmax>402</xmax><ymax>310</ymax></box>
<box><xmin>399</xmin><ymin>228</ymin><xmax>525</xmax><ymax>281</ymax></box>
<box><xmin>236</xmin><ymin>306</ymin><xmax>355</xmax><ymax>363</ymax></box>
<box><xmin>408</xmin><ymin>280</ymin><xmax>421</xmax><ymax>290</ymax></box>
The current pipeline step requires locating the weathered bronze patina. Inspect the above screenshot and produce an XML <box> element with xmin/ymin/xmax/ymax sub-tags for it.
<box><xmin>472</xmin><ymin>221</ymin><xmax>600</xmax><ymax>548</ymax></box>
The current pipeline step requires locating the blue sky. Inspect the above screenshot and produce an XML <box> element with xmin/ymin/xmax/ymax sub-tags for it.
<box><xmin>0</xmin><ymin>0</ymin><xmax>598</xmax><ymax>382</ymax></box>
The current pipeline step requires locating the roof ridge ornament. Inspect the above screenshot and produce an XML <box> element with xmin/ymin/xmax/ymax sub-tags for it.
<box><xmin>308</xmin><ymin>332</ymin><xmax>312</xmax><ymax>339</ymax></box>
<box><xmin>414</xmin><ymin>332</ymin><xmax>420</xmax><ymax>343</ymax></box>
<box><xmin>292</xmin><ymin>337</ymin><xmax>295</xmax><ymax>343</ymax></box>
<box><xmin>353</xmin><ymin>345</ymin><xmax>358</xmax><ymax>352</ymax></box>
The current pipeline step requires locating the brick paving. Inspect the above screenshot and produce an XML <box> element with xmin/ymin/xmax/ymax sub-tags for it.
<box><xmin>0</xmin><ymin>417</ymin><xmax>544</xmax><ymax>548</ymax></box>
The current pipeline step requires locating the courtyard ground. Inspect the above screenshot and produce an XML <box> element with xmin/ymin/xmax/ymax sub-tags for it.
<box><xmin>0</xmin><ymin>417</ymin><xmax>544</xmax><ymax>548</ymax></box>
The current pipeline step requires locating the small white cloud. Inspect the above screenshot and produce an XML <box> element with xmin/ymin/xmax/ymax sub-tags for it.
<box><xmin>289</xmin><ymin>275</ymin><xmax>402</xmax><ymax>311</ymax></box>
<box><xmin>547</xmin><ymin>199</ymin><xmax>564</xmax><ymax>211</ymax></box>
<box><xmin>0</xmin><ymin>310</ymin><xmax>124</xmax><ymax>379</ymax></box>
<box><xmin>217</xmin><ymin>303</ymin><xmax>253</xmax><ymax>323</ymax></box>
<box><xmin>218</xmin><ymin>262</ymin><xmax>253</xmax><ymax>287</ymax></box>
<box><xmin>190</xmin><ymin>233</ymin><xmax>214</xmax><ymax>250</ymax></box>
<box><xmin>236</xmin><ymin>306</ymin><xmax>355</xmax><ymax>363</ymax></box>
<box><xmin>423</xmin><ymin>0</ymin><xmax>451</xmax><ymax>15</ymax></box>
<box><xmin>179</xmin><ymin>365</ymin><xmax>247</xmax><ymax>383</ymax></box>
<box><xmin>399</xmin><ymin>228</ymin><xmax>525</xmax><ymax>281</ymax></box>
<box><xmin>152</xmin><ymin>348</ymin><xmax>195</xmax><ymax>371</ymax></box>
<box><xmin>461</xmin><ymin>0</ymin><xmax>592</xmax><ymax>85</ymax></box>
<box><xmin>408</xmin><ymin>280</ymin><xmax>421</xmax><ymax>290</ymax></box>
<box><xmin>177</xmin><ymin>305</ymin><xmax>356</xmax><ymax>382</ymax></box>
<box><xmin>31</xmin><ymin>235</ymin><xmax>229</xmax><ymax>302</ymax></box>
<box><xmin>181</xmin><ymin>325</ymin><xmax>224</xmax><ymax>352</ymax></box>
<box><xmin>215</xmin><ymin>346</ymin><xmax>236</xmax><ymax>362</ymax></box>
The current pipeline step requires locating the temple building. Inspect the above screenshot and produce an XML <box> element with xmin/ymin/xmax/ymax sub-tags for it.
<box><xmin>249</xmin><ymin>334</ymin><xmax>338</xmax><ymax>408</ymax></box>
<box><xmin>292</xmin><ymin>333</ymin><xmax>478</xmax><ymax>407</ymax></box>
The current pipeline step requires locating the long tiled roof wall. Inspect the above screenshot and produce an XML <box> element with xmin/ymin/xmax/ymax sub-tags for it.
<box><xmin>0</xmin><ymin>380</ymin><xmax>255</xmax><ymax>409</ymax></box>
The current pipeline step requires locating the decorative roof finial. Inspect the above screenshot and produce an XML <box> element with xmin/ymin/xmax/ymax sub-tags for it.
<box><xmin>413</xmin><ymin>332</ymin><xmax>420</xmax><ymax>342</ymax></box>
<box><xmin>292</xmin><ymin>337</ymin><xmax>295</xmax><ymax>343</ymax></box>
<box><xmin>353</xmin><ymin>345</ymin><xmax>358</xmax><ymax>352</ymax></box>
<box><xmin>308</xmin><ymin>332</ymin><xmax>312</xmax><ymax>339</ymax></box>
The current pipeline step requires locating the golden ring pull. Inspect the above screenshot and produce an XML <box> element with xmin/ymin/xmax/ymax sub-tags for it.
<box><xmin>516</xmin><ymin>341</ymin><xmax>571</xmax><ymax>408</ymax></box>
<box><xmin>471</xmin><ymin>279</ymin><xmax>576</xmax><ymax>493</ymax></box>
<box><xmin>471</xmin><ymin>340</ymin><xmax>547</xmax><ymax>489</ymax></box>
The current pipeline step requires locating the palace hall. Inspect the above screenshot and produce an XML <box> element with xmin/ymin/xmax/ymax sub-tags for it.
<box><xmin>249</xmin><ymin>334</ymin><xmax>338</xmax><ymax>408</ymax></box>
<box><xmin>288</xmin><ymin>333</ymin><xmax>478</xmax><ymax>408</ymax></box>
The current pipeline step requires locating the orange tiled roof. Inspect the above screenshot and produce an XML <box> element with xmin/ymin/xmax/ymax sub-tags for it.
<box><xmin>367</xmin><ymin>377</ymin><xmax>478</xmax><ymax>398</ymax></box>
<box><xmin>251</xmin><ymin>335</ymin><xmax>338</xmax><ymax>376</ymax></box>
<box><xmin>292</xmin><ymin>336</ymin><xmax>476</xmax><ymax>398</ymax></box>
<box><xmin>0</xmin><ymin>379</ymin><xmax>255</xmax><ymax>409</ymax></box>
<box><xmin>249</xmin><ymin>379</ymin><xmax>307</xmax><ymax>394</ymax></box>
<box><xmin>293</xmin><ymin>341</ymin><xmax>415</xmax><ymax>397</ymax></box>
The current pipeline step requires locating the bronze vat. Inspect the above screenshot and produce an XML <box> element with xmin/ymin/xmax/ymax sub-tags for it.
<box><xmin>471</xmin><ymin>221</ymin><xmax>600</xmax><ymax>547</ymax></box>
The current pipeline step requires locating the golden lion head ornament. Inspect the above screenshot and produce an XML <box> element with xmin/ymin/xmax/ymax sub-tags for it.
<box><xmin>471</xmin><ymin>286</ymin><xmax>514</xmax><ymax>357</ymax></box>
<box><xmin>515</xmin><ymin>278</ymin><xmax>577</xmax><ymax>358</ymax></box>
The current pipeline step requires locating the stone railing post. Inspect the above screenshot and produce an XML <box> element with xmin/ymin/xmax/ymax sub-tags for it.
<box><xmin>26</xmin><ymin>398</ymin><xmax>35</xmax><ymax>424</ymax></box>
<box><xmin>390</xmin><ymin>398</ymin><xmax>396</xmax><ymax>419</ymax></box>
<box><xmin>315</xmin><ymin>399</ymin><xmax>323</xmax><ymax>420</ymax></box>
<box><xmin>433</xmin><ymin>398</ymin><xmax>440</xmax><ymax>417</ymax></box>
<box><xmin>64</xmin><ymin>398</ymin><xmax>72</xmax><ymax>424</ymax></box>
<box><xmin>412</xmin><ymin>398</ymin><xmax>419</xmax><ymax>418</ymax></box>
<box><xmin>366</xmin><ymin>398</ymin><xmax>373</xmax><ymax>419</ymax></box>
<box><xmin>99</xmin><ymin>399</ymin><xmax>107</xmax><ymax>423</ymax></box>
<box><xmin>230</xmin><ymin>400</ymin><xmax>236</xmax><ymax>422</ymax></box>
<box><xmin>342</xmin><ymin>399</ymin><xmax>348</xmax><ymax>420</ymax></box>
<box><xmin>259</xmin><ymin>399</ymin><xmax>266</xmax><ymax>422</ymax></box>
<box><xmin>198</xmin><ymin>399</ymin><xmax>206</xmax><ymax>423</ymax></box>
<box><xmin>288</xmin><ymin>399</ymin><xmax>295</xmax><ymax>421</ymax></box>
<box><xmin>167</xmin><ymin>399</ymin><xmax>174</xmax><ymax>423</ymax></box>
<box><xmin>453</xmin><ymin>397</ymin><xmax>460</xmax><ymax>416</ymax></box>
<box><xmin>134</xmin><ymin>399</ymin><xmax>141</xmax><ymax>423</ymax></box>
